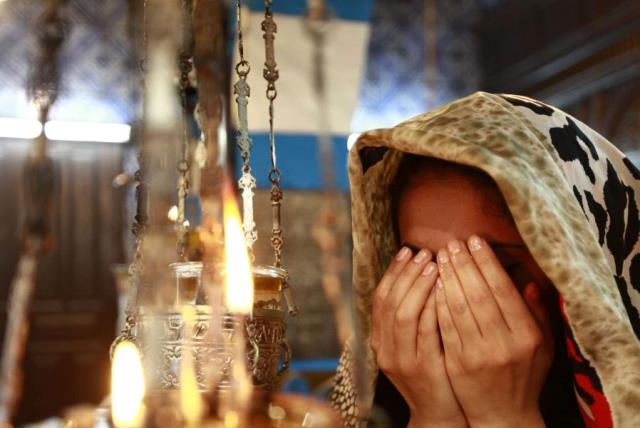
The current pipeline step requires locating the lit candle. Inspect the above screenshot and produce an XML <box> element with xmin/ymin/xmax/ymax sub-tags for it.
<box><xmin>180</xmin><ymin>306</ymin><xmax>205</xmax><ymax>425</ymax></box>
<box><xmin>221</xmin><ymin>179</ymin><xmax>254</xmax><ymax>422</ymax></box>
<box><xmin>111</xmin><ymin>342</ymin><xmax>146</xmax><ymax>428</ymax></box>
<box><xmin>223</xmin><ymin>182</ymin><xmax>254</xmax><ymax>314</ymax></box>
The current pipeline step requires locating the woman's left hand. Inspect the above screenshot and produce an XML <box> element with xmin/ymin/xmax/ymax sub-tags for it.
<box><xmin>435</xmin><ymin>235</ymin><xmax>554</xmax><ymax>428</ymax></box>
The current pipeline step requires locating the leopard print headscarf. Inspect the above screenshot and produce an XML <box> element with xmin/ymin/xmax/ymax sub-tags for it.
<box><xmin>330</xmin><ymin>92</ymin><xmax>640</xmax><ymax>428</ymax></box>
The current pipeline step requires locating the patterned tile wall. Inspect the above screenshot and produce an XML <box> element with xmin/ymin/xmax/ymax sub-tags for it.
<box><xmin>0</xmin><ymin>0</ymin><xmax>136</xmax><ymax>122</ymax></box>
<box><xmin>351</xmin><ymin>0</ymin><xmax>482</xmax><ymax>131</ymax></box>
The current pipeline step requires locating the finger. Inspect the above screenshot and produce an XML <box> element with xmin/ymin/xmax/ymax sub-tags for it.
<box><xmin>395</xmin><ymin>262</ymin><xmax>438</xmax><ymax>359</ymax></box>
<box><xmin>523</xmin><ymin>282</ymin><xmax>554</xmax><ymax>350</ymax></box>
<box><xmin>372</xmin><ymin>246</ymin><xmax>413</xmax><ymax>350</ymax></box>
<box><xmin>387</xmin><ymin>249</ymin><xmax>432</xmax><ymax>311</ymax></box>
<box><xmin>435</xmin><ymin>279</ymin><xmax>462</xmax><ymax>354</ymax></box>
<box><xmin>417</xmin><ymin>280</ymin><xmax>440</xmax><ymax>359</ymax></box>
<box><xmin>447</xmin><ymin>240</ymin><xmax>506</xmax><ymax>336</ymax></box>
<box><xmin>384</xmin><ymin>250</ymin><xmax>431</xmax><ymax>357</ymax></box>
<box><xmin>468</xmin><ymin>235</ymin><xmax>534</xmax><ymax>332</ymax></box>
<box><xmin>437</xmin><ymin>248</ymin><xmax>481</xmax><ymax>341</ymax></box>
<box><xmin>376</xmin><ymin>246</ymin><xmax>413</xmax><ymax>300</ymax></box>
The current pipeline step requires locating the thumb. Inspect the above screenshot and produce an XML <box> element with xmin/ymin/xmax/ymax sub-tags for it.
<box><xmin>523</xmin><ymin>282</ymin><xmax>554</xmax><ymax>347</ymax></box>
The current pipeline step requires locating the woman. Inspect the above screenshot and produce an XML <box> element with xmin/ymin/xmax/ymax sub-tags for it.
<box><xmin>330</xmin><ymin>92</ymin><xmax>640</xmax><ymax>427</ymax></box>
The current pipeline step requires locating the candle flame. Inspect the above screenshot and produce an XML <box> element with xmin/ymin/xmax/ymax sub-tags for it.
<box><xmin>168</xmin><ymin>205</ymin><xmax>179</xmax><ymax>222</ymax></box>
<box><xmin>180</xmin><ymin>307</ymin><xmax>205</xmax><ymax>425</ymax></box>
<box><xmin>111</xmin><ymin>342</ymin><xmax>145</xmax><ymax>428</ymax></box>
<box><xmin>223</xmin><ymin>180</ymin><xmax>254</xmax><ymax>314</ymax></box>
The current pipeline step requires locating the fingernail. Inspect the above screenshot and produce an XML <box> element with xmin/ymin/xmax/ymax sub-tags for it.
<box><xmin>396</xmin><ymin>247</ymin><xmax>411</xmax><ymax>261</ymax></box>
<box><xmin>413</xmin><ymin>249</ymin><xmax>429</xmax><ymax>264</ymax></box>
<box><xmin>436</xmin><ymin>278</ymin><xmax>444</xmax><ymax>290</ymax></box>
<box><xmin>422</xmin><ymin>262</ymin><xmax>436</xmax><ymax>276</ymax></box>
<box><xmin>437</xmin><ymin>249</ymin><xmax>449</xmax><ymax>263</ymax></box>
<box><xmin>468</xmin><ymin>235</ymin><xmax>483</xmax><ymax>251</ymax></box>
<box><xmin>447</xmin><ymin>240</ymin><xmax>462</xmax><ymax>254</ymax></box>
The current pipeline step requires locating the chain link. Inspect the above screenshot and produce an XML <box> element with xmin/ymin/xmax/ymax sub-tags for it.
<box><xmin>113</xmin><ymin>0</ymin><xmax>147</xmax><ymax>351</ymax></box>
<box><xmin>234</xmin><ymin>0</ymin><xmax>258</xmax><ymax>256</ymax></box>
<box><xmin>175</xmin><ymin>0</ymin><xmax>194</xmax><ymax>259</ymax></box>
<box><xmin>261</xmin><ymin>0</ymin><xmax>284</xmax><ymax>267</ymax></box>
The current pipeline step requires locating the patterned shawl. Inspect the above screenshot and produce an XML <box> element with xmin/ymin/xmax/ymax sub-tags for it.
<box><xmin>330</xmin><ymin>92</ymin><xmax>640</xmax><ymax>428</ymax></box>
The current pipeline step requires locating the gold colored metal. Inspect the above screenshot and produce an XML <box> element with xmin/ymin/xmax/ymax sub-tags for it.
<box><xmin>175</xmin><ymin>0</ymin><xmax>194</xmax><ymax>259</ymax></box>
<box><xmin>138</xmin><ymin>306</ymin><xmax>290</xmax><ymax>393</ymax></box>
<box><xmin>262</xmin><ymin>0</ymin><xmax>285</xmax><ymax>269</ymax></box>
<box><xmin>138</xmin><ymin>265</ymin><xmax>291</xmax><ymax>394</ymax></box>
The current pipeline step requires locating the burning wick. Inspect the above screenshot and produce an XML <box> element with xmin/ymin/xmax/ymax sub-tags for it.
<box><xmin>168</xmin><ymin>205</ymin><xmax>179</xmax><ymax>222</ymax></box>
<box><xmin>111</xmin><ymin>342</ymin><xmax>145</xmax><ymax>428</ymax></box>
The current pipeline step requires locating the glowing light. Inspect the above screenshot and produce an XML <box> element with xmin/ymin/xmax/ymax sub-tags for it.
<box><xmin>347</xmin><ymin>133</ymin><xmax>361</xmax><ymax>150</ymax></box>
<box><xmin>168</xmin><ymin>205</ymin><xmax>179</xmax><ymax>222</ymax></box>
<box><xmin>0</xmin><ymin>118</ymin><xmax>42</xmax><ymax>139</ymax></box>
<box><xmin>223</xmin><ymin>180</ymin><xmax>254</xmax><ymax>314</ymax></box>
<box><xmin>180</xmin><ymin>307</ymin><xmax>205</xmax><ymax>425</ymax></box>
<box><xmin>0</xmin><ymin>118</ymin><xmax>131</xmax><ymax>142</ymax></box>
<box><xmin>44</xmin><ymin>121</ymin><xmax>131</xmax><ymax>143</ymax></box>
<box><xmin>111</xmin><ymin>342</ymin><xmax>145</xmax><ymax>428</ymax></box>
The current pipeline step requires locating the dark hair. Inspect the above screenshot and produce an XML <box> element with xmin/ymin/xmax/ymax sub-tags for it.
<box><xmin>376</xmin><ymin>154</ymin><xmax>586</xmax><ymax>427</ymax></box>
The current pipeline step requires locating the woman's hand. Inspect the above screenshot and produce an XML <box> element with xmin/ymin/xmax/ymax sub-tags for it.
<box><xmin>372</xmin><ymin>247</ymin><xmax>467</xmax><ymax>428</ymax></box>
<box><xmin>435</xmin><ymin>236</ymin><xmax>554</xmax><ymax>428</ymax></box>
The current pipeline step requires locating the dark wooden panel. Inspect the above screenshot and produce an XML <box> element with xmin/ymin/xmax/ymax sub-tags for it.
<box><xmin>0</xmin><ymin>139</ymin><xmax>125</xmax><ymax>424</ymax></box>
<box><xmin>480</xmin><ymin>0</ymin><xmax>640</xmax><ymax>106</ymax></box>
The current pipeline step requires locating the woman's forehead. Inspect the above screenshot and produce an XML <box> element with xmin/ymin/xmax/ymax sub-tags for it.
<box><xmin>397</xmin><ymin>179</ymin><xmax>523</xmax><ymax>252</ymax></box>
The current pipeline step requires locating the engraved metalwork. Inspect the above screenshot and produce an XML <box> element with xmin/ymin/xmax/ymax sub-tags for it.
<box><xmin>135</xmin><ymin>265</ymin><xmax>291</xmax><ymax>393</ymax></box>
<box><xmin>239</xmin><ymin>170</ymin><xmax>258</xmax><ymax>251</ymax></box>
<box><xmin>234</xmin><ymin>0</ymin><xmax>258</xmax><ymax>255</ymax></box>
<box><xmin>259</xmin><ymin>1</ymin><xmax>296</xmax><ymax>316</ymax></box>
<box><xmin>138</xmin><ymin>307</ymin><xmax>290</xmax><ymax>392</ymax></box>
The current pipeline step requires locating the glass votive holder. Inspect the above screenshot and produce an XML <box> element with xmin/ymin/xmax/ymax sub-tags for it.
<box><xmin>252</xmin><ymin>265</ymin><xmax>287</xmax><ymax>310</ymax></box>
<box><xmin>170</xmin><ymin>261</ymin><xmax>203</xmax><ymax>305</ymax></box>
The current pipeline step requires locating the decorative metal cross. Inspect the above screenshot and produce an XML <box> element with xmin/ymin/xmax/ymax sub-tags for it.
<box><xmin>238</xmin><ymin>170</ymin><xmax>258</xmax><ymax>251</ymax></box>
<box><xmin>233</xmin><ymin>79</ymin><xmax>252</xmax><ymax>154</ymax></box>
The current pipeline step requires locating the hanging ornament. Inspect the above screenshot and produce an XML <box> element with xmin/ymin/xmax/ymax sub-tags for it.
<box><xmin>175</xmin><ymin>0</ymin><xmax>194</xmax><ymax>259</ymax></box>
<box><xmin>260</xmin><ymin>0</ymin><xmax>297</xmax><ymax>315</ymax></box>
<box><xmin>233</xmin><ymin>0</ymin><xmax>258</xmax><ymax>260</ymax></box>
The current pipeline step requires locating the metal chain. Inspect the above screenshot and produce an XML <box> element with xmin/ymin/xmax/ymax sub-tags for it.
<box><xmin>262</xmin><ymin>0</ymin><xmax>283</xmax><ymax>267</ymax></box>
<box><xmin>234</xmin><ymin>0</ymin><xmax>257</xmax><ymax>258</ymax></box>
<box><xmin>111</xmin><ymin>0</ymin><xmax>148</xmax><ymax>354</ymax></box>
<box><xmin>176</xmin><ymin>0</ymin><xmax>193</xmax><ymax>258</ymax></box>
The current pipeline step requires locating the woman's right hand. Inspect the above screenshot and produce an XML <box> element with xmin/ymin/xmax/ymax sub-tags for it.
<box><xmin>372</xmin><ymin>247</ymin><xmax>467</xmax><ymax>428</ymax></box>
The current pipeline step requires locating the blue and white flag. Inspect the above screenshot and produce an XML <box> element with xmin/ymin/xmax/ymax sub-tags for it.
<box><xmin>229</xmin><ymin>0</ymin><xmax>374</xmax><ymax>190</ymax></box>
